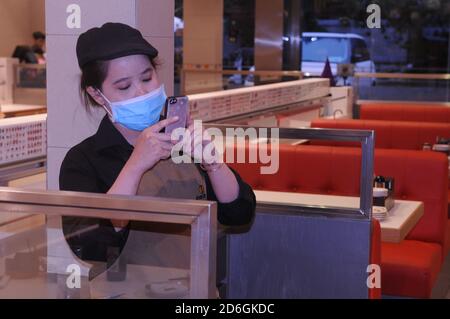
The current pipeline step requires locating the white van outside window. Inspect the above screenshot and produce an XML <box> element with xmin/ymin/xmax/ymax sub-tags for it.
<box><xmin>301</xmin><ymin>32</ymin><xmax>376</xmax><ymax>86</ymax></box>
<box><xmin>241</xmin><ymin>32</ymin><xmax>376</xmax><ymax>87</ymax></box>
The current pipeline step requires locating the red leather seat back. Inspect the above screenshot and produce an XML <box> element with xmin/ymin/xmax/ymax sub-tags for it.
<box><xmin>226</xmin><ymin>143</ymin><xmax>297</xmax><ymax>192</ymax></box>
<box><xmin>228</xmin><ymin>145</ymin><xmax>362</xmax><ymax>196</ymax></box>
<box><xmin>310</xmin><ymin>119</ymin><xmax>450</xmax><ymax>150</ymax></box>
<box><xmin>294</xmin><ymin>146</ymin><xmax>362</xmax><ymax>196</ymax></box>
<box><xmin>360</xmin><ymin>103</ymin><xmax>450</xmax><ymax>124</ymax></box>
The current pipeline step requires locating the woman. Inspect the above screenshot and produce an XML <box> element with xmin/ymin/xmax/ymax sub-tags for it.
<box><xmin>59</xmin><ymin>23</ymin><xmax>256</xmax><ymax>266</ymax></box>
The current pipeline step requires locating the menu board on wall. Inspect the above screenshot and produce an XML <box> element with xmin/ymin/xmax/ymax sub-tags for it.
<box><xmin>0</xmin><ymin>114</ymin><xmax>47</xmax><ymax>165</ymax></box>
<box><xmin>188</xmin><ymin>78</ymin><xmax>330</xmax><ymax>122</ymax></box>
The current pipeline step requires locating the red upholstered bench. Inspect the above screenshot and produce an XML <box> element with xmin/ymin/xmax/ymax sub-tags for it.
<box><xmin>361</xmin><ymin>104</ymin><xmax>450</xmax><ymax>249</ymax></box>
<box><xmin>381</xmin><ymin>240</ymin><xmax>442</xmax><ymax>297</ymax></box>
<box><xmin>310</xmin><ymin>119</ymin><xmax>450</xmax><ymax>150</ymax></box>
<box><xmin>228</xmin><ymin>145</ymin><xmax>448</xmax><ymax>298</ymax></box>
<box><xmin>360</xmin><ymin>103</ymin><xmax>450</xmax><ymax>124</ymax></box>
<box><xmin>310</xmin><ymin>118</ymin><xmax>450</xmax><ymax>255</ymax></box>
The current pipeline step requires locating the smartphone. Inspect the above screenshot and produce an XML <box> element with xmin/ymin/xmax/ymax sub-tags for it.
<box><xmin>164</xmin><ymin>96</ymin><xmax>189</xmax><ymax>134</ymax></box>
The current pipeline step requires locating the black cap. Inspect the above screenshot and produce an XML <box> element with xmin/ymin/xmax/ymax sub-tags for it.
<box><xmin>76</xmin><ymin>22</ymin><xmax>158</xmax><ymax>68</ymax></box>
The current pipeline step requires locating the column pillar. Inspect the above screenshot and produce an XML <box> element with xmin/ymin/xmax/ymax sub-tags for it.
<box><xmin>45</xmin><ymin>0</ymin><xmax>173</xmax><ymax>272</ymax></box>
<box><xmin>46</xmin><ymin>0</ymin><xmax>174</xmax><ymax>190</ymax></box>
<box><xmin>254</xmin><ymin>0</ymin><xmax>284</xmax><ymax>72</ymax></box>
<box><xmin>183</xmin><ymin>0</ymin><xmax>223</xmax><ymax>94</ymax></box>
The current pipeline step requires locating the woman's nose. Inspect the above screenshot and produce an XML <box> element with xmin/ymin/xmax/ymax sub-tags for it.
<box><xmin>135</xmin><ymin>85</ymin><xmax>148</xmax><ymax>97</ymax></box>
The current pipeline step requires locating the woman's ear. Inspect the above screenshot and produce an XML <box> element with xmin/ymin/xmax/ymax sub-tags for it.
<box><xmin>86</xmin><ymin>86</ymin><xmax>108</xmax><ymax>106</ymax></box>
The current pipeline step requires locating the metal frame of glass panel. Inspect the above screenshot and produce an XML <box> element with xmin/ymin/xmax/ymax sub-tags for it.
<box><xmin>204</xmin><ymin>124</ymin><xmax>375</xmax><ymax>219</ymax></box>
<box><xmin>0</xmin><ymin>187</ymin><xmax>217</xmax><ymax>298</ymax></box>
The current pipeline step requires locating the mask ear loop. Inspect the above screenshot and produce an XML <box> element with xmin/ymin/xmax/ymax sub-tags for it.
<box><xmin>96</xmin><ymin>89</ymin><xmax>114</xmax><ymax>119</ymax></box>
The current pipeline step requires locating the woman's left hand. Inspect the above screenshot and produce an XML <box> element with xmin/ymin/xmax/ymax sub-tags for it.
<box><xmin>185</xmin><ymin>117</ymin><xmax>221</xmax><ymax>165</ymax></box>
<box><xmin>184</xmin><ymin>118</ymin><xmax>239</xmax><ymax>203</ymax></box>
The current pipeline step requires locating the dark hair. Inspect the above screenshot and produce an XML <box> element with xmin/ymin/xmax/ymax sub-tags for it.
<box><xmin>33</xmin><ymin>31</ymin><xmax>45</xmax><ymax>40</ymax></box>
<box><xmin>79</xmin><ymin>55</ymin><xmax>160</xmax><ymax>111</ymax></box>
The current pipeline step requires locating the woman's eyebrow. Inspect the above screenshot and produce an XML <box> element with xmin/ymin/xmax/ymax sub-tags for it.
<box><xmin>141</xmin><ymin>67</ymin><xmax>152</xmax><ymax>75</ymax></box>
<box><xmin>113</xmin><ymin>68</ymin><xmax>152</xmax><ymax>85</ymax></box>
<box><xmin>113</xmin><ymin>77</ymin><xmax>130</xmax><ymax>85</ymax></box>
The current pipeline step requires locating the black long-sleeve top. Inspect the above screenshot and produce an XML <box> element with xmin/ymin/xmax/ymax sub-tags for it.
<box><xmin>59</xmin><ymin>115</ymin><xmax>256</xmax><ymax>262</ymax></box>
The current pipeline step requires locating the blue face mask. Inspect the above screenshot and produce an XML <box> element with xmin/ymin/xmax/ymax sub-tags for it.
<box><xmin>98</xmin><ymin>85</ymin><xmax>167</xmax><ymax>131</ymax></box>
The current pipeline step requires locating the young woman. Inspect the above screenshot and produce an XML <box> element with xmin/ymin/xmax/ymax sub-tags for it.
<box><xmin>59</xmin><ymin>23</ymin><xmax>256</xmax><ymax>265</ymax></box>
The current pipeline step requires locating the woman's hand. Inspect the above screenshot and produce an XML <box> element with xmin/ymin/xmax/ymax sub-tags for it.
<box><xmin>127</xmin><ymin>117</ymin><xmax>180</xmax><ymax>175</ymax></box>
<box><xmin>184</xmin><ymin>118</ymin><xmax>239</xmax><ymax>203</ymax></box>
<box><xmin>185</xmin><ymin>117</ymin><xmax>221</xmax><ymax>165</ymax></box>
<box><xmin>108</xmin><ymin>117</ymin><xmax>179</xmax><ymax>229</ymax></box>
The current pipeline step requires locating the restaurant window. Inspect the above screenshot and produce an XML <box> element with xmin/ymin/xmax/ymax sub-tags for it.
<box><xmin>298</xmin><ymin>0</ymin><xmax>449</xmax><ymax>102</ymax></box>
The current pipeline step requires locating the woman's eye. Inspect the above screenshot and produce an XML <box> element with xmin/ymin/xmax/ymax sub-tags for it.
<box><xmin>142</xmin><ymin>78</ymin><xmax>152</xmax><ymax>82</ymax></box>
<box><xmin>118</xmin><ymin>85</ymin><xmax>130</xmax><ymax>91</ymax></box>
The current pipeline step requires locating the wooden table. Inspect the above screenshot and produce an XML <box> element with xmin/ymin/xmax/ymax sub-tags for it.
<box><xmin>254</xmin><ymin>190</ymin><xmax>424</xmax><ymax>243</ymax></box>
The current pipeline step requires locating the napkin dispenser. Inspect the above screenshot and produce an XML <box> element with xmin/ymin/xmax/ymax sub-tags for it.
<box><xmin>373</xmin><ymin>176</ymin><xmax>395</xmax><ymax>211</ymax></box>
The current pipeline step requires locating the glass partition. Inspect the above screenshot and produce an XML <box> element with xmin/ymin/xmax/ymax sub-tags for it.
<box><xmin>0</xmin><ymin>188</ymin><xmax>217</xmax><ymax>299</ymax></box>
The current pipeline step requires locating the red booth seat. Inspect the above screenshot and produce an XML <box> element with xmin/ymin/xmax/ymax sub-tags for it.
<box><xmin>310</xmin><ymin>119</ymin><xmax>450</xmax><ymax>150</ymax></box>
<box><xmin>310</xmin><ymin>118</ymin><xmax>450</xmax><ymax>253</ymax></box>
<box><xmin>381</xmin><ymin>240</ymin><xmax>442</xmax><ymax>298</ymax></box>
<box><xmin>360</xmin><ymin>103</ymin><xmax>450</xmax><ymax>124</ymax></box>
<box><xmin>227</xmin><ymin>145</ymin><xmax>448</xmax><ymax>297</ymax></box>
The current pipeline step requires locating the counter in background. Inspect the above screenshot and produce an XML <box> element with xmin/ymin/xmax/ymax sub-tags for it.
<box><xmin>0</xmin><ymin>104</ymin><xmax>46</xmax><ymax>119</ymax></box>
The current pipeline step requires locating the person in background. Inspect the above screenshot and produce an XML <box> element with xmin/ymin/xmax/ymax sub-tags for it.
<box><xmin>11</xmin><ymin>32</ymin><xmax>46</xmax><ymax>64</ymax></box>
<box><xmin>31</xmin><ymin>31</ymin><xmax>46</xmax><ymax>64</ymax></box>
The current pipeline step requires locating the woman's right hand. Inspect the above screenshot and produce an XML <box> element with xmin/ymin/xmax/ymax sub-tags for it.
<box><xmin>127</xmin><ymin>117</ymin><xmax>180</xmax><ymax>175</ymax></box>
<box><xmin>108</xmin><ymin>117</ymin><xmax>180</xmax><ymax>229</ymax></box>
